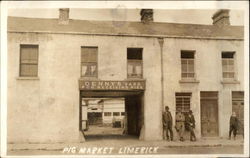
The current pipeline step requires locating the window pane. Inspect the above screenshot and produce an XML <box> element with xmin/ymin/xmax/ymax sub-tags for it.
<box><xmin>81</xmin><ymin>63</ymin><xmax>97</xmax><ymax>77</ymax></box>
<box><xmin>229</xmin><ymin>60</ymin><xmax>234</xmax><ymax>65</ymax></box>
<box><xmin>188</xmin><ymin>64</ymin><xmax>194</xmax><ymax>72</ymax></box>
<box><xmin>20</xmin><ymin>64</ymin><xmax>38</xmax><ymax>76</ymax></box>
<box><xmin>228</xmin><ymin>72</ymin><xmax>234</xmax><ymax>78</ymax></box>
<box><xmin>113</xmin><ymin>112</ymin><xmax>120</xmax><ymax>116</ymax></box>
<box><xmin>181</xmin><ymin>63</ymin><xmax>187</xmax><ymax>72</ymax></box>
<box><xmin>128</xmin><ymin>60</ymin><xmax>142</xmax><ymax>78</ymax></box>
<box><xmin>20</xmin><ymin>46</ymin><xmax>38</xmax><ymax>64</ymax></box>
<box><xmin>182</xmin><ymin>73</ymin><xmax>188</xmax><ymax>78</ymax></box>
<box><xmin>181</xmin><ymin>60</ymin><xmax>187</xmax><ymax>64</ymax></box>
<box><xmin>104</xmin><ymin>112</ymin><xmax>111</xmax><ymax>116</ymax></box>
<box><xmin>187</xmin><ymin>73</ymin><xmax>195</xmax><ymax>78</ymax></box>
<box><xmin>81</xmin><ymin>47</ymin><xmax>97</xmax><ymax>62</ymax></box>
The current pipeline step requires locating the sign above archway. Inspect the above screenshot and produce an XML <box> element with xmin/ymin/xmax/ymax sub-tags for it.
<box><xmin>79</xmin><ymin>80</ymin><xmax>145</xmax><ymax>91</ymax></box>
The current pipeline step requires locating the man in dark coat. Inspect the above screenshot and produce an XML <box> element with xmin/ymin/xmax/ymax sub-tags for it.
<box><xmin>229</xmin><ymin>112</ymin><xmax>239</xmax><ymax>140</ymax></box>
<box><xmin>186</xmin><ymin>110</ymin><xmax>196</xmax><ymax>141</ymax></box>
<box><xmin>163</xmin><ymin>106</ymin><xmax>173</xmax><ymax>141</ymax></box>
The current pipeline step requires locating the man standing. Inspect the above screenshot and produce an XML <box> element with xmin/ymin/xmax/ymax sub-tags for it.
<box><xmin>186</xmin><ymin>110</ymin><xmax>196</xmax><ymax>141</ymax></box>
<box><xmin>163</xmin><ymin>106</ymin><xmax>173</xmax><ymax>141</ymax></box>
<box><xmin>229</xmin><ymin>112</ymin><xmax>239</xmax><ymax>140</ymax></box>
<box><xmin>175</xmin><ymin>109</ymin><xmax>185</xmax><ymax>141</ymax></box>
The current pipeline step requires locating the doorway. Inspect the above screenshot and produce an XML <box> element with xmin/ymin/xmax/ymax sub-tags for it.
<box><xmin>232</xmin><ymin>91</ymin><xmax>244</xmax><ymax>135</ymax></box>
<box><xmin>200</xmin><ymin>92</ymin><xmax>219</xmax><ymax>137</ymax></box>
<box><xmin>79</xmin><ymin>90</ymin><xmax>144</xmax><ymax>140</ymax></box>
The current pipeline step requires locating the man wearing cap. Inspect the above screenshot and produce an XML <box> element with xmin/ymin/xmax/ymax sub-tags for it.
<box><xmin>163</xmin><ymin>106</ymin><xmax>173</xmax><ymax>141</ymax></box>
<box><xmin>175</xmin><ymin>108</ymin><xmax>185</xmax><ymax>141</ymax></box>
<box><xmin>229</xmin><ymin>111</ymin><xmax>239</xmax><ymax>140</ymax></box>
<box><xmin>186</xmin><ymin>110</ymin><xmax>196</xmax><ymax>141</ymax></box>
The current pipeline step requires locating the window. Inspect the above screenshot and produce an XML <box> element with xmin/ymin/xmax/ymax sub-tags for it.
<box><xmin>127</xmin><ymin>48</ymin><xmax>143</xmax><ymax>78</ymax></box>
<box><xmin>113</xmin><ymin>112</ymin><xmax>120</xmax><ymax>116</ymax></box>
<box><xmin>121</xmin><ymin>112</ymin><xmax>125</xmax><ymax>116</ymax></box>
<box><xmin>104</xmin><ymin>112</ymin><xmax>112</xmax><ymax>116</ymax></box>
<box><xmin>222</xmin><ymin>52</ymin><xmax>235</xmax><ymax>79</ymax></box>
<box><xmin>81</xmin><ymin>47</ymin><xmax>98</xmax><ymax>77</ymax></box>
<box><xmin>175</xmin><ymin>93</ymin><xmax>191</xmax><ymax>114</ymax></box>
<box><xmin>181</xmin><ymin>51</ymin><xmax>195</xmax><ymax>79</ymax></box>
<box><xmin>20</xmin><ymin>45</ymin><xmax>39</xmax><ymax>77</ymax></box>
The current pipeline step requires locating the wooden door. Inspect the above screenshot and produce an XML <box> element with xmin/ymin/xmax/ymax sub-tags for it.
<box><xmin>200</xmin><ymin>92</ymin><xmax>219</xmax><ymax>137</ymax></box>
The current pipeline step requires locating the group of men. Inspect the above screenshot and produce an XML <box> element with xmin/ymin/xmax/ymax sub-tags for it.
<box><xmin>163</xmin><ymin>106</ymin><xmax>196</xmax><ymax>141</ymax></box>
<box><xmin>163</xmin><ymin>106</ymin><xmax>241</xmax><ymax>141</ymax></box>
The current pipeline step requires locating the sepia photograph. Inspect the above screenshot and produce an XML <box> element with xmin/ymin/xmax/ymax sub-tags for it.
<box><xmin>0</xmin><ymin>1</ymin><xmax>249</xmax><ymax>158</ymax></box>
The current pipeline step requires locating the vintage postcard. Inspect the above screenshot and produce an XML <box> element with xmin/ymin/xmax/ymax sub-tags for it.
<box><xmin>0</xmin><ymin>1</ymin><xmax>249</xmax><ymax>158</ymax></box>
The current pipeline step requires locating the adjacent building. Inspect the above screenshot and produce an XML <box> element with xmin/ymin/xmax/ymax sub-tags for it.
<box><xmin>7</xmin><ymin>9</ymin><xmax>244</xmax><ymax>143</ymax></box>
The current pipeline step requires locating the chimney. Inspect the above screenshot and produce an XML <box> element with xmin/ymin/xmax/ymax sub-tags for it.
<box><xmin>212</xmin><ymin>9</ymin><xmax>230</xmax><ymax>26</ymax></box>
<box><xmin>59</xmin><ymin>8</ymin><xmax>69</xmax><ymax>25</ymax></box>
<box><xmin>140</xmin><ymin>9</ymin><xmax>153</xmax><ymax>23</ymax></box>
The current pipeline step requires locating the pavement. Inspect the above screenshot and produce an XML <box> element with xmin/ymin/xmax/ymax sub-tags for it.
<box><xmin>8</xmin><ymin>135</ymin><xmax>244</xmax><ymax>151</ymax></box>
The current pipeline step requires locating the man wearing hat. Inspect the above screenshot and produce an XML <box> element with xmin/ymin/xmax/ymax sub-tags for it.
<box><xmin>186</xmin><ymin>110</ymin><xmax>196</xmax><ymax>141</ymax></box>
<box><xmin>163</xmin><ymin>106</ymin><xmax>173</xmax><ymax>141</ymax></box>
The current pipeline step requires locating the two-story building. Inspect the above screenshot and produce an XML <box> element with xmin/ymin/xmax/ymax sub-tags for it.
<box><xmin>7</xmin><ymin>9</ymin><xmax>244</xmax><ymax>143</ymax></box>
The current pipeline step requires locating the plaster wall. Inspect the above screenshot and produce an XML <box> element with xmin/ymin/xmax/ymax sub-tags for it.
<box><xmin>7</xmin><ymin>32</ymin><xmax>162</xmax><ymax>142</ymax></box>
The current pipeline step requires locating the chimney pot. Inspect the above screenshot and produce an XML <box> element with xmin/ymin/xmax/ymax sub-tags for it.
<box><xmin>140</xmin><ymin>9</ymin><xmax>153</xmax><ymax>23</ymax></box>
<box><xmin>212</xmin><ymin>9</ymin><xmax>230</xmax><ymax>26</ymax></box>
<box><xmin>59</xmin><ymin>8</ymin><xmax>69</xmax><ymax>25</ymax></box>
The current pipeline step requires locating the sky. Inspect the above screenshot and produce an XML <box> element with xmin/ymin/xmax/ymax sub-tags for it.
<box><xmin>8</xmin><ymin>8</ymin><xmax>244</xmax><ymax>26</ymax></box>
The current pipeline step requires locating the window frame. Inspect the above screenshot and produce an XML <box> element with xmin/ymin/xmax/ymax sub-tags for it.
<box><xmin>81</xmin><ymin>46</ymin><xmax>98</xmax><ymax>78</ymax></box>
<box><xmin>221</xmin><ymin>51</ymin><xmax>236</xmax><ymax>80</ymax></box>
<box><xmin>127</xmin><ymin>48</ymin><xmax>143</xmax><ymax>79</ymax></box>
<box><xmin>175</xmin><ymin>92</ymin><xmax>192</xmax><ymax>115</ymax></box>
<box><xmin>19</xmin><ymin>44</ymin><xmax>39</xmax><ymax>77</ymax></box>
<box><xmin>180</xmin><ymin>50</ymin><xmax>196</xmax><ymax>80</ymax></box>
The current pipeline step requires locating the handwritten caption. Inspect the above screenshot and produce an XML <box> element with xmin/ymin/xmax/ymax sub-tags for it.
<box><xmin>62</xmin><ymin>146</ymin><xmax>159</xmax><ymax>154</ymax></box>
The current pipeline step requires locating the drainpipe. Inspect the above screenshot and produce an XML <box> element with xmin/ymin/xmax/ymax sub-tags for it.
<box><xmin>158</xmin><ymin>38</ymin><xmax>164</xmax><ymax>140</ymax></box>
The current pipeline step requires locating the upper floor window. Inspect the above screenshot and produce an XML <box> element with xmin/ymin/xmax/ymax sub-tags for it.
<box><xmin>20</xmin><ymin>45</ymin><xmax>39</xmax><ymax>77</ymax></box>
<box><xmin>222</xmin><ymin>52</ymin><xmax>235</xmax><ymax>79</ymax></box>
<box><xmin>127</xmin><ymin>48</ymin><xmax>143</xmax><ymax>78</ymax></box>
<box><xmin>81</xmin><ymin>47</ymin><xmax>98</xmax><ymax>77</ymax></box>
<box><xmin>181</xmin><ymin>51</ymin><xmax>195</xmax><ymax>79</ymax></box>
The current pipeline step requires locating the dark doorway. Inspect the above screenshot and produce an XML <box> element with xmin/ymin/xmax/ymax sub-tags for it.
<box><xmin>79</xmin><ymin>90</ymin><xmax>144</xmax><ymax>140</ymax></box>
<box><xmin>200</xmin><ymin>92</ymin><xmax>219</xmax><ymax>137</ymax></box>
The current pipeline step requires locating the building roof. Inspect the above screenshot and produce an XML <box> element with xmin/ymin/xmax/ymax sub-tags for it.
<box><xmin>8</xmin><ymin>16</ymin><xmax>244</xmax><ymax>40</ymax></box>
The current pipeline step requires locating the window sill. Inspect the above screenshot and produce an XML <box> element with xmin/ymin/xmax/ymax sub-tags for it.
<box><xmin>16</xmin><ymin>77</ymin><xmax>39</xmax><ymax>80</ymax></box>
<box><xmin>179</xmin><ymin>79</ymin><xmax>200</xmax><ymax>84</ymax></box>
<box><xmin>221</xmin><ymin>80</ymin><xmax>240</xmax><ymax>84</ymax></box>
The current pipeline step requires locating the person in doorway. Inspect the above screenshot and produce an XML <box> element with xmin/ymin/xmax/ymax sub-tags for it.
<box><xmin>175</xmin><ymin>109</ymin><xmax>185</xmax><ymax>141</ymax></box>
<box><xmin>163</xmin><ymin>106</ymin><xmax>173</xmax><ymax>141</ymax></box>
<box><xmin>229</xmin><ymin>111</ymin><xmax>239</xmax><ymax>140</ymax></box>
<box><xmin>186</xmin><ymin>110</ymin><xmax>196</xmax><ymax>141</ymax></box>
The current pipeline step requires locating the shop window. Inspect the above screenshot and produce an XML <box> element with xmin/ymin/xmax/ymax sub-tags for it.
<box><xmin>20</xmin><ymin>45</ymin><xmax>39</xmax><ymax>77</ymax></box>
<box><xmin>104</xmin><ymin>112</ymin><xmax>112</xmax><ymax>116</ymax></box>
<box><xmin>222</xmin><ymin>52</ymin><xmax>235</xmax><ymax>79</ymax></box>
<box><xmin>113</xmin><ymin>112</ymin><xmax>120</xmax><ymax>116</ymax></box>
<box><xmin>181</xmin><ymin>51</ymin><xmax>195</xmax><ymax>79</ymax></box>
<box><xmin>81</xmin><ymin>47</ymin><xmax>98</xmax><ymax>77</ymax></box>
<box><xmin>175</xmin><ymin>93</ymin><xmax>191</xmax><ymax>114</ymax></box>
<box><xmin>127</xmin><ymin>48</ymin><xmax>143</xmax><ymax>78</ymax></box>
